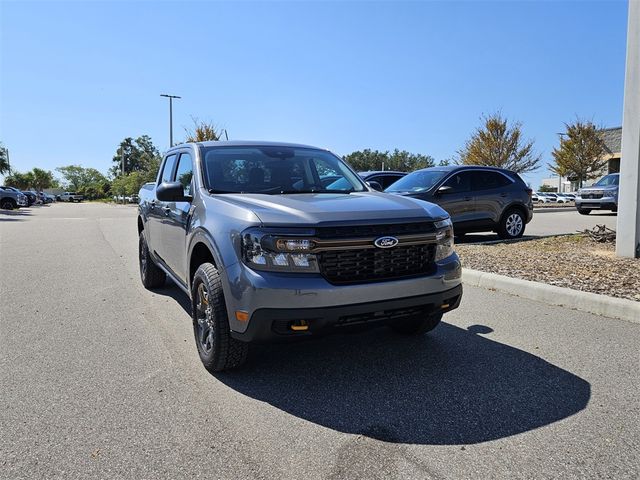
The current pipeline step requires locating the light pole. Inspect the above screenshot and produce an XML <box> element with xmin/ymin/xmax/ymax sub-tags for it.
<box><xmin>160</xmin><ymin>94</ymin><xmax>181</xmax><ymax>147</ymax></box>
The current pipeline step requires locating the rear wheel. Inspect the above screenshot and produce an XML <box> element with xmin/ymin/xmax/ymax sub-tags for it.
<box><xmin>192</xmin><ymin>263</ymin><xmax>248</xmax><ymax>372</ymax></box>
<box><xmin>497</xmin><ymin>208</ymin><xmax>525</xmax><ymax>239</ymax></box>
<box><xmin>578</xmin><ymin>208</ymin><xmax>591</xmax><ymax>215</ymax></box>
<box><xmin>139</xmin><ymin>232</ymin><xmax>166</xmax><ymax>289</ymax></box>
<box><xmin>390</xmin><ymin>313</ymin><xmax>443</xmax><ymax>335</ymax></box>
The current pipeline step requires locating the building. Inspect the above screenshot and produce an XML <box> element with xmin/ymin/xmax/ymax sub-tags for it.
<box><xmin>540</xmin><ymin>126</ymin><xmax>623</xmax><ymax>192</ymax></box>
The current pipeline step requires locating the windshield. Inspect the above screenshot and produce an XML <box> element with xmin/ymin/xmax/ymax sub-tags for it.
<box><xmin>385</xmin><ymin>170</ymin><xmax>447</xmax><ymax>193</ymax></box>
<box><xmin>200</xmin><ymin>146</ymin><xmax>365</xmax><ymax>194</ymax></box>
<box><xmin>593</xmin><ymin>174</ymin><xmax>619</xmax><ymax>187</ymax></box>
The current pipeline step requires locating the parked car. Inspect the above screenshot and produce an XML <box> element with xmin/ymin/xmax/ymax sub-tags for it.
<box><xmin>555</xmin><ymin>193</ymin><xmax>573</xmax><ymax>203</ymax></box>
<box><xmin>138</xmin><ymin>141</ymin><xmax>462</xmax><ymax>372</ymax></box>
<box><xmin>60</xmin><ymin>192</ymin><xmax>83</xmax><ymax>202</ymax></box>
<box><xmin>575</xmin><ymin>173</ymin><xmax>619</xmax><ymax>215</ymax></box>
<box><xmin>42</xmin><ymin>193</ymin><xmax>55</xmax><ymax>203</ymax></box>
<box><xmin>325</xmin><ymin>170</ymin><xmax>406</xmax><ymax>192</ymax></box>
<box><xmin>386</xmin><ymin>166</ymin><xmax>533</xmax><ymax>239</ymax></box>
<box><xmin>20</xmin><ymin>190</ymin><xmax>37</xmax><ymax>206</ymax></box>
<box><xmin>532</xmin><ymin>192</ymin><xmax>549</xmax><ymax>203</ymax></box>
<box><xmin>0</xmin><ymin>186</ymin><xmax>28</xmax><ymax>209</ymax></box>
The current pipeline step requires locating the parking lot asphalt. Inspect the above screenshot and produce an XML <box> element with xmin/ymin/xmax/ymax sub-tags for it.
<box><xmin>461</xmin><ymin>207</ymin><xmax>618</xmax><ymax>242</ymax></box>
<box><xmin>1</xmin><ymin>203</ymin><xmax>638</xmax><ymax>479</ymax></box>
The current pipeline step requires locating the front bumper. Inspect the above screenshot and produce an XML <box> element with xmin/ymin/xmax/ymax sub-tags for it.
<box><xmin>231</xmin><ymin>283</ymin><xmax>462</xmax><ymax>343</ymax></box>
<box><xmin>575</xmin><ymin>196</ymin><xmax>617</xmax><ymax>210</ymax></box>
<box><xmin>222</xmin><ymin>253</ymin><xmax>462</xmax><ymax>339</ymax></box>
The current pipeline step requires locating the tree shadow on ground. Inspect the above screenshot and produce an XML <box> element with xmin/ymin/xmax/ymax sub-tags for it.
<box><xmin>215</xmin><ymin>323</ymin><xmax>590</xmax><ymax>445</ymax></box>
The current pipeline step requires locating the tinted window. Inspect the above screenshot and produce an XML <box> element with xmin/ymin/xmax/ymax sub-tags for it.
<box><xmin>372</xmin><ymin>174</ymin><xmax>404</xmax><ymax>189</ymax></box>
<box><xmin>174</xmin><ymin>153</ymin><xmax>193</xmax><ymax>196</ymax></box>
<box><xmin>442</xmin><ymin>171</ymin><xmax>472</xmax><ymax>193</ymax></box>
<box><xmin>471</xmin><ymin>171</ymin><xmax>511</xmax><ymax>191</ymax></box>
<box><xmin>160</xmin><ymin>154</ymin><xmax>178</xmax><ymax>183</ymax></box>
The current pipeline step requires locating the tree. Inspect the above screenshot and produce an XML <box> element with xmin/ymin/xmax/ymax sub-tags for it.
<box><xmin>110</xmin><ymin>135</ymin><xmax>161</xmax><ymax>178</ymax></box>
<box><xmin>184</xmin><ymin>117</ymin><xmax>222</xmax><ymax>142</ymax></box>
<box><xmin>31</xmin><ymin>168</ymin><xmax>55</xmax><ymax>190</ymax></box>
<box><xmin>550</xmin><ymin>120</ymin><xmax>608</xmax><ymax>187</ymax></box>
<box><xmin>458</xmin><ymin>113</ymin><xmax>541</xmax><ymax>173</ymax></box>
<box><xmin>111</xmin><ymin>171</ymin><xmax>145</xmax><ymax>197</ymax></box>
<box><xmin>538</xmin><ymin>184</ymin><xmax>556</xmax><ymax>192</ymax></box>
<box><xmin>4</xmin><ymin>171</ymin><xmax>34</xmax><ymax>190</ymax></box>
<box><xmin>56</xmin><ymin>165</ymin><xmax>110</xmax><ymax>198</ymax></box>
<box><xmin>0</xmin><ymin>143</ymin><xmax>10</xmax><ymax>175</ymax></box>
<box><xmin>343</xmin><ymin>149</ymin><xmax>434</xmax><ymax>172</ymax></box>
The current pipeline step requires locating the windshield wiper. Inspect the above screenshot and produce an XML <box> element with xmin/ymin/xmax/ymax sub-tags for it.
<box><xmin>208</xmin><ymin>188</ymin><xmax>236</xmax><ymax>194</ymax></box>
<box><xmin>277</xmin><ymin>189</ymin><xmax>354</xmax><ymax>194</ymax></box>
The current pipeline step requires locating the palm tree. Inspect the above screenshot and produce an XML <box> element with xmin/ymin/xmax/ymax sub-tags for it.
<box><xmin>0</xmin><ymin>143</ymin><xmax>10</xmax><ymax>175</ymax></box>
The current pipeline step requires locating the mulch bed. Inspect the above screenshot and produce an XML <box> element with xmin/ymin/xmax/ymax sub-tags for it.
<box><xmin>456</xmin><ymin>233</ymin><xmax>640</xmax><ymax>302</ymax></box>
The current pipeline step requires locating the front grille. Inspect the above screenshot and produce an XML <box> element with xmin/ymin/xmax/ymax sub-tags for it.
<box><xmin>581</xmin><ymin>193</ymin><xmax>603</xmax><ymax>199</ymax></box>
<box><xmin>319</xmin><ymin>243</ymin><xmax>436</xmax><ymax>285</ymax></box>
<box><xmin>315</xmin><ymin>221</ymin><xmax>436</xmax><ymax>239</ymax></box>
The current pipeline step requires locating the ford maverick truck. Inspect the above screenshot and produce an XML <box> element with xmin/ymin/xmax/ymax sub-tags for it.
<box><xmin>138</xmin><ymin>141</ymin><xmax>462</xmax><ymax>372</ymax></box>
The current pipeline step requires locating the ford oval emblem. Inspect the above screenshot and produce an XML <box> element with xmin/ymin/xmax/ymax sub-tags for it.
<box><xmin>374</xmin><ymin>236</ymin><xmax>399</xmax><ymax>249</ymax></box>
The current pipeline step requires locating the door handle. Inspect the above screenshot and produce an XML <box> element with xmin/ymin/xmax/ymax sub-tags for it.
<box><xmin>150</xmin><ymin>200</ymin><xmax>156</xmax><ymax>209</ymax></box>
<box><xmin>500</xmin><ymin>193</ymin><xmax>508</xmax><ymax>197</ymax></box>
<box><xmin>464</xmin><ymin>196</ymin><xmax>472</xmax><ymax>201</ymax></box>
<box><xmin>162</xmin><ymin>206</ymin><xmax>171</xmax><ymax>215</ymax></box>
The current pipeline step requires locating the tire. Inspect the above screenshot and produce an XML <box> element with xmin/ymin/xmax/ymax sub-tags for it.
<box><xmin>1</xmin><ymin>198</ymin><xmax>16</xmax><ymax>210</ymax></box>
<box><xmin>497</xmin><ymin>208</ymin><xmax>525</xmax><ymax>239</ymax></box>
<box><xmin>139</xmin><ymin>232</ymin><xmax>166</xmax><ymax>289</ymax></box>
<box><xmin>578</xmin><ymin>208</ymin><xmax>591</xmax><ymax>215</ymax></box>
<box><xmin>390</xmin><ymin>313</ymin><xmax>443</xmax><ymax>335</ymax></box>
<box><xmin>191</xmin><ymin>262</ymin><xmax>248</xmax><ymax>372</ymax></box>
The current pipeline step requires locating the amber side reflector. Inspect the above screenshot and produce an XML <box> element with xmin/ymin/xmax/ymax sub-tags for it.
<box><xmin>235</xmin><ymin>311</ymin><xmax>249</xmax><ymax>322</ymax></box>
<box><xmin>290</xmin><ymin>320</ymin><xmax>309</xmax><ymax>331</ymax></box>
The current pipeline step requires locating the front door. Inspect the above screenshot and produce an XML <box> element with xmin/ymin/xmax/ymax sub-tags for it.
<box><xmin>148</xmin><ymin>153</ymin><xmax>178</xmax><ymax>266</ymax></box>
<box><xmin>163</xmin><ymin>151</ymin><xmax>194</xmax><ymax>283</ymax></box>
<box><xmin>432</xmin><ymin>171</ymin><xmax>474</xmax><ymax>227</ymax></box>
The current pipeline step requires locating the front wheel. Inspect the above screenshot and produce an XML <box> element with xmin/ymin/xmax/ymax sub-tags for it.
<box><xmin>497</xmin><ymin>208</ymin><xmax>525</xmax><ymax>239</ymax></box>
<box><xmin>390</xmin><ymin>313</ymin><xmax>443</xmax><ymax>335</ymax></box>
<box><xmin>577</xmin><ymin>208</ymin><xmax>591</xmax><ymax>215</ymax></box>
<box><xmin>191</xmin><ymin>263</ymin><xmax>248</xmax><ymax>372</ymax></box>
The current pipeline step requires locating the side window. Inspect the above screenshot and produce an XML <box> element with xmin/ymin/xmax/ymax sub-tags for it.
<box><xmin>160</xmin><ymin>154</ymin><xmax>178</xmax><ymax>184</ymax></box>
<box><xmin>442</xmin><ymin>172</ymin><xmax>472</xmax><ymax>193</ymax></box>
<box><xmin>174</xmin><ymin>153</ymin><xmax>193</xmax><ymax>196</ymax></box>
<box><xmin>472</xmin><ymin>171</ymin><xmax>512</xmax><ymax>191</ymax></box>
<box><xmin>381</xmin><ymin>175</ymin><xmax>403</xmax><ymax>189</ymax></box>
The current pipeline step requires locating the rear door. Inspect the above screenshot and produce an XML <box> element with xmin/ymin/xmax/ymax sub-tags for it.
<box><xmin>470</xmin><ymin>170</ymin><xmax>513</xmax><ymax>224</ymax></box>
<box><xmin>163</xmin><ymin>151</ymin><xmax>194</xmax><ymax>283</ymax></box>
<box><xmin>369</xmin><ymin>174</ymin><xmax>405</xmax><ymax>190</ymax></box>
<box><xmin>147</xmin><ymin>153</ymin><xmax>178</xmax><ymax>265</ymax></box>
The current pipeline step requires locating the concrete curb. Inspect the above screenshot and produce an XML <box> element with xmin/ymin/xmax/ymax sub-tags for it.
<box><xmin>462</xmin><ymin>269</ymin><xmax>640</xmax><ymax>324</ymax></box>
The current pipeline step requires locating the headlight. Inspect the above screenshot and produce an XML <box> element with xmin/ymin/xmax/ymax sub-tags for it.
<box><xmin>434</xmin><ymin>218</ymin><xmax>454</xmax><ymax>261</ymax></box>
<box><xmin>241</xmin><ymin>228</ymin><xmax>320</xmax><ymax>273</ymax></box>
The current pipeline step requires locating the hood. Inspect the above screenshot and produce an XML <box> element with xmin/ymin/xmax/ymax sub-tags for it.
<box><xmin>215</xmin><ymin>192</ymin><xmax>448</xmax><ymax>226</ymax></box>
<box><xmin>579</xmin><ymin>184</ymin><xmax>618</xmax><ymax>192</ymax></box>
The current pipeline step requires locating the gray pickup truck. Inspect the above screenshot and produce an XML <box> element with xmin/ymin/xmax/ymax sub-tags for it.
<box><xmin>138</xmin><ymin>141</ymin><xmax>462</xmax><ymax>372</ymax></box>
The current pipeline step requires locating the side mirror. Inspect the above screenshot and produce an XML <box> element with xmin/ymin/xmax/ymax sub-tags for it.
<box><xmin>156</xmin><ymin>181</ymin><xmax>191</xmax><ymax>202</ymax></box>
<box><xmin>367</xmin><ymin>180</ymin><xmax>383</xmax><ymax>192</ymax></box>
<box><xmin>437</xmin><ymin>185</ymin><xmax>453</xmax><ymax>194</ymax></box>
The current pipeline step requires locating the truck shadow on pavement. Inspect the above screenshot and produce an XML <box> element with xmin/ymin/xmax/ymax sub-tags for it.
<box><xmin>216</xmin><ymin>323</ymin><xmax>591</xmax><ymax>445</ymax></box>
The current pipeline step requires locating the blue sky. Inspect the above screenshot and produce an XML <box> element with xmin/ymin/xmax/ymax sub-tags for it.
<box><xmin>0</xmin><ymin>0</ymin><xmax>629</xmax><ymax>188</ymax></box>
